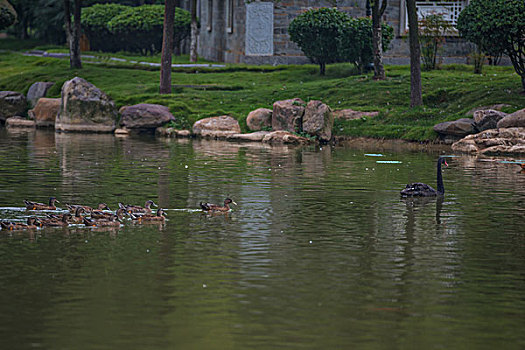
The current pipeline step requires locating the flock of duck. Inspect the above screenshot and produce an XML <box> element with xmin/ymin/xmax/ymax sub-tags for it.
<box><xmin>1</xmin><ymin>156</ymin><xmax>455</xmax><ymax>232</ymax></box>
<box><xmin>0</xmin><ymin>197</ymin><xmax>237</xmax><ymax>231</ymax></box>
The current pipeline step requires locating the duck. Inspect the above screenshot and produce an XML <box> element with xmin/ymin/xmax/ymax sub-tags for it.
<box><xmin>90</xmin><ymin>208</ymin><xmax>126</xmax><ymax>221</ymax></box>
<box><xmin>40</xmin><ymin>213</ymin><xmax>71</xmax><ymax>227</ymax></box>
<box><xmin>8</xmin><ymin>217</ymin><xmax>42</xmax><ymax>230</ymax></box>
<box><xmin>400</xmin><ymin>157</ymin><xmax>448</xmax><ymax>197</ymax></box>
<box><xmin>88</xmin><ymin>203</ymin><xmax>112</xmax><ymax>219</ymax></box>
<box><xmin>24</xmin><ymin>197</ymin><xmax>59</xmax><ymax>210</ymax></box>
<box><xmin>83</xmin><ymin>214</ymin><xmax>121</xmax><ymax>227</ymax></box>
<box><xmin>130</xmin><ymin>208</ymin><xmax>167</xmax><ymax>223</ymax></box>
<box><xmin>66</xmin><ymin>203</ymin><xmax>110</xmax><ymax>214</ymax></box>
<box><xmin>119</xmin><ymin>200</ymin><xmax>157</xmax><ymax>214</ymax></box>
<box><xmin>200</xmin><ymin>198</ymin><xmax>237</xmax><ymax>212</ymax></box>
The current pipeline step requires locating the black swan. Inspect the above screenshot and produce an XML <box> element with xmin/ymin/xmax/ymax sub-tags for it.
<box><xmin>400</xmin><ymin>157</ymin><xmax>448</xmax><ymax>197</ymax></box>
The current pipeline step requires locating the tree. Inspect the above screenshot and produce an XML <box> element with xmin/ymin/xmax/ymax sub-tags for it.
<box><xmin>160</xmin><ymin>0</ymin><xmax>175</xmax><ymax>94</ymax></box>
<box><xmin>0</xmin><ymin>0</ymin><xmax>17</xmax><ymax>31</ymax></box>
<box><xmin>189</xmin><ymin>0</ymin><xmax>198</xmax><ymax>62</ymax></box>
<box><xmin>457</xmin><ymin>0</ymin><xmax>525</xmax><ymax>91</ymax></box>
<box><xmin>370</xmin><ymin>0</ymin><xmax>387</xmax><ymax>80</ymax></box>
<box><xmin>406</xmin><ymin>0</ymin><xmax>422</xmax><ymax>107</ymax></box>
<box><xmin>64</xmin><ymin>0</ymin><xmax>82</xmax><ymax>69</ymax></box>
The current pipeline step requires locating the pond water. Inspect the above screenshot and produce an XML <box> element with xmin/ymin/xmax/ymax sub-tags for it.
<box><xmin>1</xmin><ymin>128</ymin><xmax>524</xmax><ymax>349</ymax></box>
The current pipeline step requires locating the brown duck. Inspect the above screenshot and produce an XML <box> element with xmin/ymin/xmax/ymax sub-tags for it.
<box><xmin>90</xmin><ymin>208</ymin><xmax>126</xmax><ymax>221</ymax></box>
<box><xmin>119</xmin><ymin>200</ymin><xmax>157</xmax><ymax>214</ymax></box>
<box><xmin>1</xmin><ymin>217</ymin><xmax>41</xmax><ymax>230</ymax></box>
<box><xmin>130</xmin><ymin>208</ymin><xmax>167</xmax><ymax>223</ymax></box>
<box><xmin>67</xmin><ymin>203</ymin><xmax>110</xmax><ymax>214</ymax></box>
<box><xmin>200</xmin><ymin>198</ymin><xmax>237</xmax><ymax>212</ymax></box>
<box><xmin>83</xmin><ymin>214</ymin><xmax>121</xmax><ymax>227</ymax></box>
<box><xmin>40</xmin><ymin>213</ymin><xmax>71</xmax><ymax>227</ymax></box>
<box><xmin>24</xmin><ymin>197</ymin><xmax>59</xmax><ymax>210</ymax></box>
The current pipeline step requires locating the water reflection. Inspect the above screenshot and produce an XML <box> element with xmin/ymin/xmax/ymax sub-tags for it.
<box><xmin>0</xmin><ymin>129</ymin><xmax>525</xmax><ymax>349</ymax></box>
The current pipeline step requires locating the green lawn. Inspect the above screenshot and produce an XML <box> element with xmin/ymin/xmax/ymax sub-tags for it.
<box><xmin>1</xmin><ymin>46</ymin><xmax>524</xmax><ymax>141</ymax></box>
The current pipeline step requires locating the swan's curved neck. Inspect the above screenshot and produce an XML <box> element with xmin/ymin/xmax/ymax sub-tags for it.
<box><xmin>436</xmin><ymin>160</ymin><xmax>445</xmax><ymax>195</ymax></box>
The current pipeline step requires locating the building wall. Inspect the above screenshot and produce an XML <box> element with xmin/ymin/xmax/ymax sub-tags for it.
<box><xmin>197</xmin><ymin>0</ymin><xmax>473</xmax><ymax>65</ymax></box>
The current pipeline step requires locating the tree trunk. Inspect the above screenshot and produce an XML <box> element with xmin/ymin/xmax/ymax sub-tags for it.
<box><xmin>372</xmin><ymin>0</ymin><xmax>387</xmax><ymax>80</ymax></box>
<box><xmin>189</xmin><ymin>0</ymin><xmax>198</xmax><ymax>62</ymax></box>
<box><xmin>406</xmin><ymin>0</ymin><xmax>423</xmax><ymax>107</ymax></box>
<box><xmin>319</xmin><ymin>62</ymin><xmax>326</xmax><ymax>76</ymax></box>
<box><xmin>70</xmin><ymin>0</ymin><xmax>82</xmax><ymax>69</ymax></box>
<box><xmin>160</xmin><ymin>0</ymin><xmax>175</xmax><ymax>94</ymax></box>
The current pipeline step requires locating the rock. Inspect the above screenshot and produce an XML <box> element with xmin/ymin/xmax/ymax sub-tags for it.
<box><xmin>26</xmin><ymin>82</ymin><xmax>55</xmax><ymax>108</ymax></box>
<box><xmin>473</xmin><ymin>109</ymin><xmax>506</xmax><ymax>131</ymax></box>
<box><xmin>114</xmin><ymin>128</ymin><xmax>129</xmax><ymax>135</ymax></box>
<box><xmin>452</xmin><ymin>127</ymin><xmax>525</xmax><ymax>155</ymax></box>
<box><xmin>5</xmin><ymin>116</ymin><xmax>35</xmax><ymax>128</ymax></box>
<box><xmin>262</xmin><ymin>130</ymin><xmax>311</xmax><ymax>144</ymax></box>
<box><xmin>192</xmin><ymin>116</ymin><xmax>241</xmax><ymax>138</ymax></box>
<box><xmin>246</xmin><ymin>108</ymin><xmax>272</xmax><ymax>131</ymax></box>
<box><xmin>466</xmin><ymin>104</ymin><xmax>510</xmax><ymax>116</ymax></box>
<box><xmin>302</xmin><ymin>100</ymin><xmax>333</xmax><ymax>142</ymax></box>
<box><xmin>333</xmin><ymin>109</ymin><xmax>379</xmax><ymax>120</ymax></box>
<box><xmin>0</xmin><ymin>91</ymin><xmax>27</xmax><ymax>123</ymax></box>
<box><xmin>497</xmin><ymin>108</ymin><xmax>525</xmax><ymax>128</ymax></box>
<box><xmin>28</xmin><ymin>98</ymin><xmax>60</xmax><ymax>127</ymax></box>
<box><xmin>119</xmin><ymin>103</ymin><xmax>175</xmax><ymax>130</ymax></box>
<box><xmin>272</xmin><ymin>98</ymin><xmax>305</xmax><ymax>133</ymax></box>
<box><xmin>56</xmin><ymin>77</ymin><xmax>118</xmax><ymax>133</ymax></box>
<box><xmin>155</xmin><ymin>127</ymin><xmax>191</xmax><ymax>138</ymax></box>
<box><xmin>433</xmin><ymin>118</ymin><xmax>477</xmax><ymax>137</ymax></box>
<box><xmin>227</xmin><ymin>131</ymin><xmax>270</xmax><ymax>142</ymax></box>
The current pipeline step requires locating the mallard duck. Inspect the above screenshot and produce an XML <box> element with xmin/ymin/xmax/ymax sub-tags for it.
<box><xmin>119</xmin><ymin>200</ymin><xmax>157</xmax><ymax>214</ymax></box>
<box><xmin>130</xmin><ymin>208</ymin><xmax>166</xmax><ymax>223</ymax></box>
<box><xmin>83</xmin><ymin>214</ymin><xmax>121</xmax><ymax>227</ymax></box>
<box><xmin>24</xmin><ymin>197</ymin><xmax>59</xmax><ymax>210</ymax></box>
<box><xmin>40</xmin><ymin>213</ymin><xmax>71</xmax><ymax>227</ymax></box>
<box><xmin>200</xmin><ymin>198</ymin><xmax>237</xmax><ymax>212</ymax></box>
<box><xmin>66</xmin><ymin>203</ymin><xmax>110</xmax><ymax>214</ymax></box>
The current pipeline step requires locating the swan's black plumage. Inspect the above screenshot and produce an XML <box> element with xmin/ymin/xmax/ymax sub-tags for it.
<box><xmin>400</xmin><ymin>157</ymin><xmax>448</xmax><ymax>197</ymax></box>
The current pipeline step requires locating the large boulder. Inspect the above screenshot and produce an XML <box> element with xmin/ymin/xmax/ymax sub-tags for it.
<box><xmin>227</xmin><ymin>131</ymin><xmax>270</xmax><ymax>142</ymax></box>
<box><xmin>466</xmin><ymin>104</ymin><xmax>510</xmax><ymax>116</ymax></box>
<box><xmin>27</xmin><ymin>82</ymin><xmax>55</xmax><ymax>108</ymax></box>
<box><xmin>56</xmin><ymin>77</ymin><xmax>118</xmax><ymax>133</ymax></box>
<box><xmin>473</xmin><ymin>109</ymin><xmax>506</xmax><ymax>131</ymax></box>
<box><xmin>192</xmin><ymin>115</ymin><xmax>241</xmax><ymax>138</ymax></box>
<box><xmin>333</xmin><ymin>109</ymin><xmax>379</xmax><ymax>120</ymax></box>
<box><xmin>5</xmin><ymin>116</ymin><xmax>35</xmax><ymax>128</ymax></box>
<box><xmin>119</xmin><ymin>103</ymin><xmax>175</xmax><ymax>130</ymax></box>
<box><xmin>28</xmin><ymin>98</ymin><xmax>60</xmax><ymax>127</ymax></box>
<box><xmin>302</xmin><ymin>100</ymin><xmax>333</xmax><ymax>142</ymax></box>
<box><xmin>0</xmin><ymin>91</ymin><xmax>27</xmax><ymax>123</ymax></box>
<box><xmin>272</xmin><ymin>98</ymin><xmax>305</xmax><ymax>133</ymax></box>
<box><xmin>497</xmin><ymin>108</ymin><xmax>525</xmax><ymax>128</ymax></box>
<box><xmin>262</xmin><ymin>130</ymin><xmax>312</xmax><ymax>144</ymax></box>
<box><xmin>246</xmin><ymin>108</ymin><xmax>272</xmax><ymax>131</ymax></box>
<box><xmin>433</xmin><ymin>118</ymin><xmax>477</xmax><ymax>137</ymax></box>
<box><xmin>452</xmin><ymin>127</ymin><xmax>525</xmax><ymax>155</ymax></box>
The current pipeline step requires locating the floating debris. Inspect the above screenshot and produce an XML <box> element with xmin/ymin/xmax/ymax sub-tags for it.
<box><xmin>365</xmin><ymin>153</ymin><xmax>384</xmax><ymax>157</ymax></box>
<box><xmin>376</xmin><ymin>161</ymin><xmax>402</xmax><ymax>164</ymax></box>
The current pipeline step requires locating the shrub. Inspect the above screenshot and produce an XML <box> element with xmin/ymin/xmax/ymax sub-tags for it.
<box><xmin>418</xmin><ymin>14</ymin><xmax>452</xmax><ymax>70</ymax></box>
<box><xmin>81</xmin><ymin>3</ymin><xmax>129</xmax><ymax>52</ymax></box>
<box><xmin>288</xmin><ymin>8</ymin><xmax>349</xmax><ymax>75</ymax></box>
<box><xmin>289</xmin><ymin>8</ymin><xmax>393</xmax><ymax>75</ymax></box>
<box><xmin>338</xmin><ymin>17</ymin><xmax>393</xmax><ymax>73</ymax></box>
<box><xmin>0</xmin><ymin>0</ymin><xmax>17</xmax><ymax>31</ymax></box>
<box><xmin>457</xmin><ymin>0</ymin><xmax>525</xmax><ymax>89</ymax></box>
<box><xmin>107</xmin><ymin>4</ymin><xmax>191</xmax><ymax>55</ymax></box>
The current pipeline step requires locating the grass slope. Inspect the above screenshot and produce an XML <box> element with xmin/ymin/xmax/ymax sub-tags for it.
<box><xmin>1</xmin><ymin>49</ymin><xmax>524</xmax><ymax>141</ymax></box>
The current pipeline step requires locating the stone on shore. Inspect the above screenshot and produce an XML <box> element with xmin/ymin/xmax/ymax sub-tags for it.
<box><xmin>452</xmin><ymin>127</ymin><xmax>525</xmax><ymax>155</ymax></box>
<box><xmin>302</xmin><ymin>100</ymin><xmax>333</xmax><ymax>142</ymax></box>
<box><xmin>466</xmin><ymin>104</ymin><xmax>510</xmax><ymax>116</ymax></box>
<box><xmin>5</xmin><ymin>116</ymin><xmax>35</xmax><ymax>128</ymax></box>
<box><xmin>262</xmin><ymin>130</ymin><xmax>311</xmax><ymax>144</ymax></box>
<box><xmin>0</xmin><ymin>91</ymin><xmax>27</xmax><ymax>123</ymax></box>
<box><xmin>192</xmin><ymin>115</ymin><xmax>241</xmax><ymax>138</ymax></box>
<box><xmin>119</xmin><ymin>103</ymin><xmax>175</xmax><ymax>130</ymax></box>
<box><xmin>227</xmin><ymin>131</ymin><xmax>270</xmax><ymax>142</ymax></box>
<box><xmin>333</xmin><ymin>109</ymin><xmax>379</xmax><ymax>120</ymax></box>
<box><xmin>27</xmin><ymin>82</ymin><xmax>55</xmax><ymax>108</ymax></box>
<box><xmin>497</xmin><ymin>108</ymin><xmax>525</xmax><ymax>128</ymax></box>
<box><xmin>155</xmin><ymin>127</ymin><xmax>191</xmax><ymax>138</ymax></box>
<box><xmin>56</xmin><ymin>77</ymin><xmax>118</xmax><ymax>133</ymax></box>
<box><xmin>433</xmin><ymin>118</ymin><xmax>477</xmax><ymax>137</ymax></box>
<box><xmin>272</xmin><ymin>98</ymin><xmax>305</xmax><ymax>133</ymax></box>
<box><xmin>473</xmin><ymin>109</ymin><xmax>506</xmax><ymax>131</ymax></box>
<box><xmin>28</xmin><ymin>97</ymin><xmax>60</xmax><ymax>127</ymax></box>
<box><xmin>246</xmin><ymin>108</ymin><xmax>272</xmax><ymax>131</ymax></box>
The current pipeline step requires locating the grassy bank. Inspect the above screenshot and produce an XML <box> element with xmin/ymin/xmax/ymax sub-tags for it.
<box><xmin>1</xmin><ymin>47</ymin><xmax>524</xmax><ymax>141</ymax></box>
